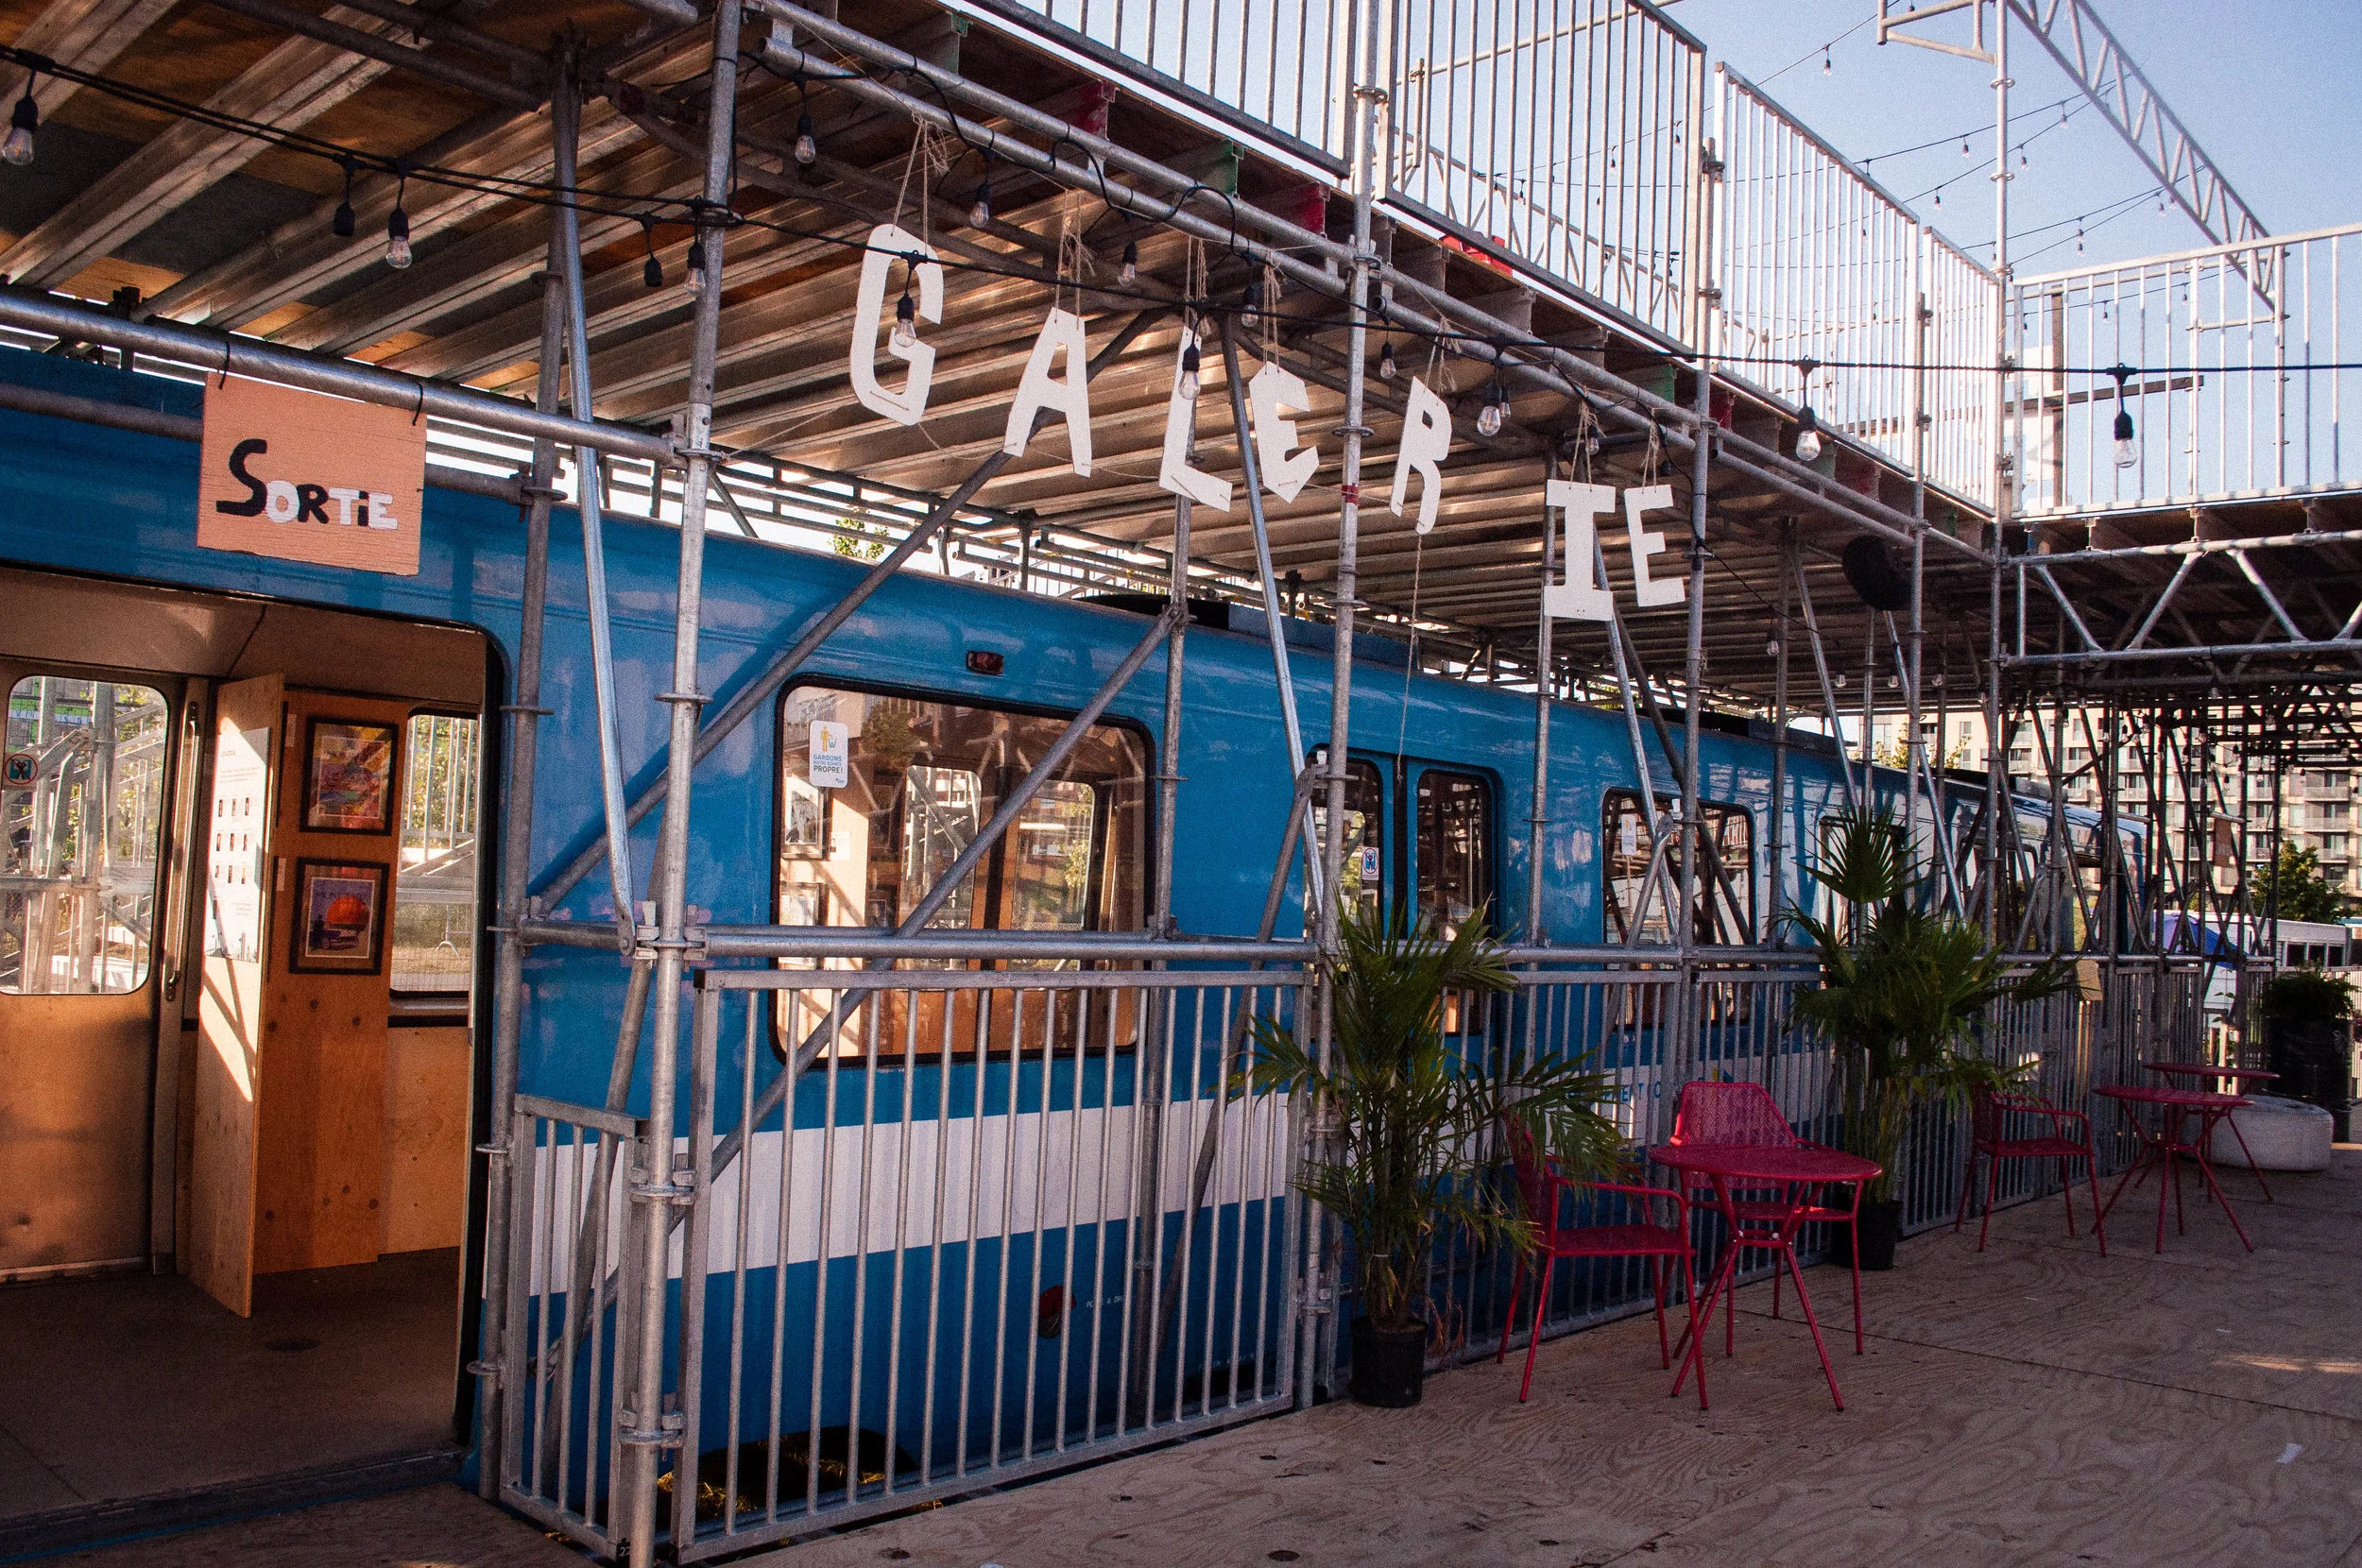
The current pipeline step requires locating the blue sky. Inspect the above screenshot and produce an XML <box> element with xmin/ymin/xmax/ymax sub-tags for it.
<box><xmin>1669</xmin><ymin>0</ymin><xmax>2360</xmax><ymax>273</ymax></box>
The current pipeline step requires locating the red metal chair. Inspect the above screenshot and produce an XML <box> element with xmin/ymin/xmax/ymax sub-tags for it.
<box><xmin>1954</xmin><ymin>1088</ymin><xmax>2108</xmax><ymax>1256</ymax></box>
<box><xmin>1669</xmin><ymin>1079</ymin><xmax>1865</xmax><ymax>1355</ymax></box>
<box><xmin>1496</xmin><ymin>1117</ymin><xmax>1697</xmax><ymax>1403</ymax></box>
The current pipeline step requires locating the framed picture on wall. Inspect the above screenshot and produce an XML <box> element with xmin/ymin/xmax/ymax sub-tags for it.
<box><xmin>289</xmin><ymin>859</ymin><xmax>389</xmax><ymax>974</ymax></box>
<box><xmin>781</xmin><ymin>774</ymin><xmax>828</xmax><ymax>859</ymax></box>
<box><xmin>301</xmin><ymin>717</ymin><xmax>400</xmax><ymax>833</ymax></box>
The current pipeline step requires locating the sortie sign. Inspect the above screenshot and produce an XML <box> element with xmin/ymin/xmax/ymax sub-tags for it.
<box><xmin>197</xmin><ymin>376</ymin><xmax>427</xmax><ymax>575</ymax></box>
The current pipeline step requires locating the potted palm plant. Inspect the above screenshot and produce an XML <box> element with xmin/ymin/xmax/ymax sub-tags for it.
<box><xmin>1789</xmin><ymin>810</ymin><xmax>2073</xmax><ymax>1269</ymax></box>
<box><xmin>2259</xmin><ymin>967</ymin><xmax>2355</xmax><ymax>1135</ymax></box>
<box><xmin>1241</xmin><ymin>906</ymin><xmax>1620</xmax><ymax>1406</ymax></box>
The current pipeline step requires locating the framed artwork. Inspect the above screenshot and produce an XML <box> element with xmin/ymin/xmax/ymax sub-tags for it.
<box><xmin>781</xmin><ymin>774</ymin><xmax>828</xmax><ymax>860</ymax></box>
<box><xmin>302</xmin><ymin>717</ymin><xmax>399</xmax><ymax>833</ymax></box>
<box><xmin>289</xmin><ymin>859</ymin><xmax>388</xmax><ymax>974</ymax></box>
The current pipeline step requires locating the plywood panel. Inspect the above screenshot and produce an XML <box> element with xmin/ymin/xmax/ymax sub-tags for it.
<box><xmin>251</xmin><ymin>689</ymin><xmax>408</xmax><ymax>1275</ymax></box>
<box><xmin>190</xmin><ymin>673</ymin><xmax>281</xmax><ymax>1317</ymax></box>
<box><xmin>382</xmin><ymin>1025</ymin><xmax>471</xmax><ymax>1254</ymax></box>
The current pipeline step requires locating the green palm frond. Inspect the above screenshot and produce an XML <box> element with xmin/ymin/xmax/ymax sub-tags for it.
<box><xmin>1241</xmin><ymin>905</ymin><xmax>1621</xmax><ymax>1334</ymax></box>
<box><xmin>1786</xmin><ymin>808</ymin><xmax>2076</xmax><ymax>1197</ymax></box>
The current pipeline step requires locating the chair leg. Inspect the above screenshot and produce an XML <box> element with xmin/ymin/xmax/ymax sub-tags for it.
<box><xmin>1977</xmin><ymin>1150</ymin><xmax>2000</xmax><ymax>1252</ymax></box>
<box><xmin>1955</xmin><ymin>1148</ymin><xmax>1978</xmax><ymax>1232</ymax></box>
<box><xmin>1498</xmin><ymin>1252</ymin><xmax>1527</xmax><ymax>1366</ymax></box>
<box><xmin>1772</xmin><ymin>1237</ymin><xmax>1785</xmax><ymax>1319</ymax></box>
<box><xmin>2085</xmin><ymin>1150</ymin><xmax>2108</xmax><ymax>1257</ymax></box>
<box><xmin>1849</xmin><ymin>1225</ymin><xmax>1863</xmax><ymax>1355</ymax></box>
<box><xmin>2060</xmin><ymin>1156</ymin><xmax>2077</xmax><ymax>1236</ymax></box>
<box><xmin>1651</xmin><ymin>1256</ymin><xmax>1671</xmax><ymax>1370</ymax></box>
<box><xmin>1518</xmin><ymin>1256</ymin><xmax>1554</xmax><ymax>1403</ymax></box>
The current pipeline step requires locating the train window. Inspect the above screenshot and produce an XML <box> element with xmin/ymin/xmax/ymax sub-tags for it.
<box><xmin>1415</xmin><ymin>770</ymin><xmax>1492</xmax><ymax>933</ymax></box>
<box><xmin>2</xmin><ymin>676</ymin><xmax>169</xmax><ymax>995</ymax></box>
<box><xmin>390</xmin><ymin>712</ymin><xmax>481</xmax><ymax>1000</ymax></box>
<box><xmin>1309</xmin><ymin>758</ymin><xmax>1383</xmax><ymax>921</ymax></box>
<box><xmin>775</xmin><ymin>686</ymin><xmax>1148</xmax><ymax>1056</ymax></box>
<box><xmin>1603</xmin><ymin>792</ymin><xmax>1753</xmax><ymax>945</ymax></box>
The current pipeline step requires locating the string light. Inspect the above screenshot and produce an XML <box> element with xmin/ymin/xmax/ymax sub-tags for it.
<box><xmin>1119</xmin><ymin>239</ymin><xmax>1138</xmax><ymax>285</ymax></box>
<box><xmin>892</xmin><ymin>266</ymin><xmax>917</xmax><ymax>348</ymax></box>
<box><xmin>1477</xmin><ymin>373</ymin><xmax>1509</xmax><ymax>436</ymax></box>
<box><xmin>1378</xmin><ymin>337</ymin><xmax>1396</xmax><ymax>382</ymax></box>
<box><xmin>2</xmin><ymin>70</ymin><xmax>36</xmax><ymax>167</ymax></box>
<box><xmin>1822</xmin><ymin>47</ymin><xmax>1831</xmax><ymax>75</ymax></box>
<box><xmin>385</xmin><ymin>173</ymin><xmax>412</xmax><ymax>268</ymax></box>
<box><xmin>331</xmin><ymin>154</ymin><xmax>356</xmax><ymax>238</ymax></box>
<box><xmin>2110</xmin><ymin>364</ymin><xmax>2138</xmax><ymax>469</ymax></box>
<box><xmin>641</xmin><ymin>217</ymin><xmax>661</xmax><ymax>289</ymax></box>
<box><xmin>968</xmin><ymin>162</ymin><xmax>992</xmax><ymax>229</ymax></box>
<box><xmin>794</xmin><ymin>111</ymin><xmax>818</xmax><ymax>166</ymax></box>
<box><xmin>684</xmin><ymin>235</ymin><xmax>707</xmax><ymax>297</ymax></box>
<box><xmin>1960</xmin><ymin>138</ymin><xmax>1971</xmax><ymax>158</ymax></box>
<box><xmin>1177</xmin><ymin>337</ymin><xmax>1202</xmax><ymax>401</ymax></box>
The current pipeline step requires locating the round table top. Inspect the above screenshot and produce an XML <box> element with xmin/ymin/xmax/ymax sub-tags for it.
<box><xmin>2143</xmin><ymin>1060</ymin><xmax>2278</xmax><ymax>1083</ymax></box>
<box><xmin>2095</xmin><ymin>1082</ymin><xmax>2249</xmax><ymax>1110</ymax></box>
<box><xmin>1649</xmin><ymin>1142</ymin><xmax>1882</xmax><ymax>1184</ymax></box>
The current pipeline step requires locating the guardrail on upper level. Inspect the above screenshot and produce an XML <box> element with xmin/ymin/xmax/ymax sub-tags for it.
<box><xmin>1380</xmin><ymin>0</ymin><xmax>1706</xmax><ymax>349</ymax></box>
<box><xmin>2011</xmin><ymin>222</ymin><xmax>2362</xmax><ymax>519</ymax></box>
<box><xmin>1710</xmin><ymin>66</ymin><xmax>1999</xmax><ymax>513</ymax></box>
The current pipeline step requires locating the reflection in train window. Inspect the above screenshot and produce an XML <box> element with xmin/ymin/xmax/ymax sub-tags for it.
<box><xmin>1416</xmin><ymin>769</ymin><xmax>1492</xmax><ymax>934</ymax></box>
<box><xmin>1309</xmin><ymin>758</ymin><xmax>1384</xmax><ymax>921</ymax></box>
<box><xmin>1603</xmin><ymin>792</ymin><xmax>1753</xmax><ymax>945</ymax></box>
<box><xmin>391</xmin><ymin>712</ymin><xmax>481</xmax><ymax>999</ymax></box>
<box><xmin>2</xmin><ymin>676</ymin><xmax>168</xmax><ymax>995</ymax></box>
<box><xmin>774</xmin><ymin>686</ymin><xmax>1148</xmax><ymax>1059</ymax></box>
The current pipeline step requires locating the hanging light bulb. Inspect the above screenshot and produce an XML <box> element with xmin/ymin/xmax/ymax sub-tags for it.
<box><xmin>2</xmin><ymin>73</ymin><xmax>38</xmax><ymax>169</ymax></box>
<box><xmin>1377</xmin><ymin>338</ymin><xmax>1397</xmax><ymax>383</ymax></box>
<box><xmin>968</xmin><ymin>177</ymin><xmax>992</xmax><ymax>229</ymax></box>
<box><xmin>1177</xmin><ymin>337</ymin><xmax>1201</xmax><ymax>401</ymax></box>
<box><xmin>1822</xmin><ymin>47</ymin><xmax>1831</xmax><ymax>75</ymax></box>
<box><xmin>1476</xmin><ymin>375</ymin><xmax>1508</xmax><ymax>437</ymax></box>
<box><xmin>2076</xmin><ymin>225</ymin><xmax>2085</xmax><ymax>254</ymax></box>
<box><xmin>385</xmin><ymin>182</ymin><xmax>413</xmax><ymax>269</ymax></box>
<box><xmin>2110</xmin><ymin>365</ymin><xmax>2138</xmax><ymax>469</ymax></box>
<box><xmin>1120</xmin><ymin>239</ymin><xmax>1138</xmax><ymax>286</ymax></box>
<box><xmin>1960</xmin><ymin>138</ymin><xmax>1971</xmax><ymax>158</ymax></box>
<box><xmin>2018</xmin><ymin>146</ymin><xmax>2028</xmax><ymax>168</ymax></box>
<box><xmin>331</xmin><ymin>156</ymin><xmax>356</xmax><ymax>239</ymax></box>
<box><xmin>794</xmin><ymin>111</ymin><xmax>818</xmax><ymax>166</ymax></box>
<box><xmin>641</xmin><ymin>219</ymin><xmax>662</xmax><ymax>290</ymax></box>
<box><xmin>892</xmin><ymin>275</ymin><xmax>917</xmax><ymax>349</ymax></box>
<box><xmin>1932</xmin><ymin>191</ymin><xmax>1943</xmax><ymax>208</ymax></box>
<box><xmin>1794</xmin><ymin>404</ymin><xmax>1823</xmax><ymax>464</ymax></box>
<box><xmin>684</xmin><ymin>236</ymin><xmax>707</xmax><ymax>298</ymax></box>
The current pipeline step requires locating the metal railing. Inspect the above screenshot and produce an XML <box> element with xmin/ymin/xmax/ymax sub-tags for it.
<box><xmin>1383</xmin><ymin>0</ymin><xmax>1704</xmax><ymax>346</ymax></box>
<box><xmin>2012</xmin><ymin>222</ymin><xmax>2362</xmax><ymax>518</ymax></box>
<box><xmin>667</xmin><ymin>963</ymin><xmax>1309</xmax><ymax>1558</ymax></box>
<box><xmin>497</xmin><ymin>1094</ymin><xmax>644</xmax><ymax>1556</ymax></box>
<box><xmin>1712</xmin><ymin>67</ymin><xmax>1998</xmax><ymax>512</ymax></box>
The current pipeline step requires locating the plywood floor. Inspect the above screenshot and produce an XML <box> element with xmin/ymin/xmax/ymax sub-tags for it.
<box><xmin>50</xmin><ymin>1151</ymin><xmax>2360</xmax><ymax>1568</ymax></box>
<box><xmin>750</xmin><ymin>1148</ymin><xmax>2362</xmax><ymax>1568</ymax></box>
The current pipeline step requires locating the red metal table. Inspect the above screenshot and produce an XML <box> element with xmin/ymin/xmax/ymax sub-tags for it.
<box><xmin>2095</xmin><ymin>1084</ymin><xmax>2256</xmax><ymax>1253</ymax></box>
<box><xmin>2143</xmin><ymin>1061</ymin><xmax>2279</xmax><ymax>1202</ymax></box>
<box><xmin>1648</xmin><ymin>1143</ymin><xmax>1881</xmax><ymax>1412</ymax></box>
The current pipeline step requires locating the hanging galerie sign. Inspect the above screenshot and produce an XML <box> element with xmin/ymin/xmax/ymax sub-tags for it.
<box><xmin>197</xmin><ymin>376</ymin><xmax>426</xmax><ymax>575</ymax></box>
<box><xmin>838</xmin><ymin>242</ymin><xmax>1691</xmax><ymax>598</ymax></box>
<box><xmin>1540</xmin><ymin>479</ymin><xmax>1686</xmax><ymax>622</ymax></box>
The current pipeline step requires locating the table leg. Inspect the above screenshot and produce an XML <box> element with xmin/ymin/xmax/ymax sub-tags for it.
<box><xmin>2193</xmin><ymin>1112</ymin><xmax>2257</xmax><ymax>1253</ymax></box>
<box><xmin>1670</xmin><ymin>1244</ymin><xmax>1737</xmax><ymax>1409</ymax></box>
<box><xmin>2098</xmin><ymin>1109</ymin><xmax>2164</xmax><ymax>1226</ymax></box>
<box><xmin>2223</xmin><ymin>1115</ymin><xmax>2276</xmax><ymax>1203</ymax></box>
<box><xmin>1775</xmin><ymin>1237</ymin><xmax>1845</xmax><ymax>1411</ymax></box>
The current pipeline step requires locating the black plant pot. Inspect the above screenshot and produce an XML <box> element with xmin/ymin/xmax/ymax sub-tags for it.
<box><xmin>2268</xmin><ymin>1017</ymin><xmax>2354</xmax><ymax>1116</ymax></box>
<box><xmin>1852</xmin><ymin>1198</ymin><xmax>1903</xmax><ymax>1271</ymax></box>
<box><xmin>1348</xmin><ymin>1317</ymin><xmax>1429</xmax><ymax>1407</ymax></box>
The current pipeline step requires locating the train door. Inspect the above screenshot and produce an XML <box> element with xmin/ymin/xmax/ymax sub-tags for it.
<box><xmin>0</xmin><ymin>663</ymin><xmax>180</xmax><ymax>1282</ymax></box>
<box><xmin>0</xmin><ymin>566</ymin><xmax>489</xmax><ymax>1535</ymax></box>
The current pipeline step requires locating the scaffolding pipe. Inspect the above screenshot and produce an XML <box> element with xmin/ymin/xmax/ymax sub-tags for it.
<box><xmin>620</xmin><ymin>1</ymin><xmax>744</xmax><ymax>1558</ymax></box>
<box><xmin>552</xmin><ymin>82</ymin><xmax>640</xmax><ymax>954</ymax></box>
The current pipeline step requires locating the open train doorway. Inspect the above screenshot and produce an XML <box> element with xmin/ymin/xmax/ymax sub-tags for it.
<box><xmin>0</xmin><ymin>566</ymin><xmax>493</xmax><ymax>1546</ymax></box>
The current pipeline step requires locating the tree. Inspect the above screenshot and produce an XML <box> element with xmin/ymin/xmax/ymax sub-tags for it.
<box><xmin>2259</xmin><ymin>844</ymin><xmax>2352</xmax><ymax>923</ymax></box>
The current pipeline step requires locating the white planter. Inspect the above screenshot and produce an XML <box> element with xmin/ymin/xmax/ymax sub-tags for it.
<box><xmin>2207</xmin><ymin>1094</ymin><xmax>2336</xmax><ymax>1172</ymax></box>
